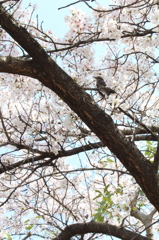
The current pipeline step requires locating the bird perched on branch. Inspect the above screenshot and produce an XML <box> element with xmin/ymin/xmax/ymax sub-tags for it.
<box><xmin>94</xmin><ymin>76</ymin><xmax>116</xmax><ymax>97</ymax></box>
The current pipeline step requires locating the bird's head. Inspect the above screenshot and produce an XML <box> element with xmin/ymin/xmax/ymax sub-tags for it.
<box><xmin>94</xmin><ymin>76</ymin><xmax>106</xmax><ymax>87</ymax></box>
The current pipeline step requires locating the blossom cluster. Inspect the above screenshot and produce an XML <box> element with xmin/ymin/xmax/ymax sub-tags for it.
<box><xmin>0</xmin><ymin>0</ymin><xmax>159</xmax><ymax>239</ymax></box>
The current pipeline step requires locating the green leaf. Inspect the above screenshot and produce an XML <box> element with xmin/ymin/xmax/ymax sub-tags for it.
<box><xmin>4</xmin><ymin>233</ymin><xmax>12</xmax><ymax>240</ymax></box>
<box><xmin>93</xmin><ymin>212</ymin><xmax>104</xmax><ymax>222</ymax></box>
<box><xmin>103</xmin><ymin>184</ymin><xmax>110</xmax><ymax>193</ymax></box>
<box><xmin>144</xmin><ymin>141</ymin><xmax>156</xmax><ymax>159</ymax></box>
<box><xmin>25</xmin><ymin>225</ymin><xmax>34</xmax><ymax>230</ymax></box>
<box><xmin>93</xmin><ymin>190</ymin><xmax>103</xmax><ymax>200</ymax></box>
<box><xmin>24</xmin><ymin>219</ymin><xmax>30</xmax><ymax>223</ymax></box>
<box><xmin>45</xmin><ymin>229</ymin><xmax>58</xmax><ymax>236</ymax></box>
<box><xmin>95</xmin><ymin>190</ymin><xmax>103</xmax><ymax>194</ymax></box>
<box><xmin>107</xmin><ymin>158</ymin><xmax>114</xmax><ymax>163</ymax></box>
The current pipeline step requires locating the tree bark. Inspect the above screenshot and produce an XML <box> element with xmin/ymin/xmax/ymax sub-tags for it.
<box><xmin>0</xmin><ymin>4</ymin><xmax>159</xmax><ymax>210</ymax></box>
<box><xmin>52</xmin><ymin>221</ymin><xmax>151</xmax><ymax>240</ymax></box>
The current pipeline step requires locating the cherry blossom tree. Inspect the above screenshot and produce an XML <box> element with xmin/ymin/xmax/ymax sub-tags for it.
<box><xmin>0</xmin><ymin>0</ymin><xmax>159</xmax><ymax>239</ymax></box>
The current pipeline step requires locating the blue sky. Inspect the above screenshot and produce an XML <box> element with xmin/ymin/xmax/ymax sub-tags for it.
<box><xmin>22</xmin><ymin>0</ymin><xmax>84</xmax><ymax>36</ymax></box>
<box><xmin>22</xmin><ymin>0</ymin><xmax>106</xmax><ymax>36</ymax></box>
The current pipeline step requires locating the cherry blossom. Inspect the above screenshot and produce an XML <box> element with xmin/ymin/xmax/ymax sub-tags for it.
<box><xmin>0</xmin><ymin>0</ymin><xmax>159</xmax><ymax>239</ymax></box>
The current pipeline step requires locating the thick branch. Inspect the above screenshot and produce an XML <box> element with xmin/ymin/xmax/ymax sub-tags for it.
<box><xmin>0</xmin><ymin>4</ymin><xmax>159</xmax><ymax>210</ymax></box>
<box><xmin>0</xmin><ymin>56</ymin><xmax>37</xmax><ymax>78</ymax></box>
<box><xmin>52</xmin><ymin>221</ymin><xmax>151</xmax><ymax>240</ymax></box>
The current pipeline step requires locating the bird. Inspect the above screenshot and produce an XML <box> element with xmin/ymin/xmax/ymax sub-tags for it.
<box><xmin>94</xmin><ymin>76</ymin><xmax>116</xmax><ymax>97</ymax></box>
